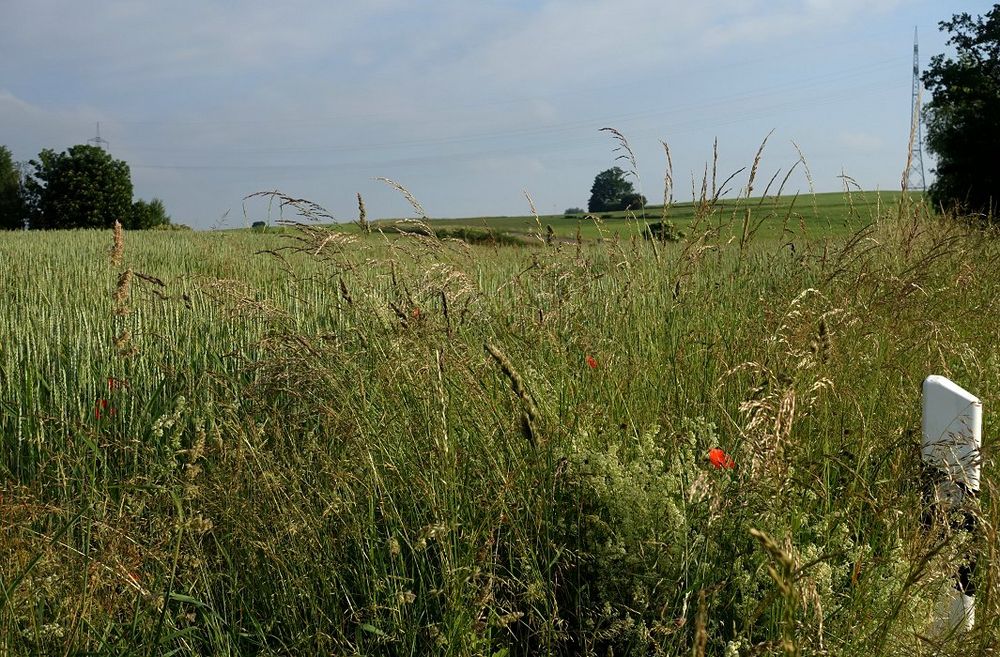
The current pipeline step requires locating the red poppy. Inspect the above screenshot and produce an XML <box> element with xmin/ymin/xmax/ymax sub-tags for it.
<box><xmin>586</xmin><ymin>355</ymin><xmax>598</xmax><ymax>369</ymax></box>
<box><xmin>412</xmin><ymin>307</ymin><xmax>421</xmax><ymax>319</ymax></box>
<box><xmin>95</xmin><ymin>398</ymin><xmax>116</xmax><ymax>420</ymax></box>
<box><xmin>708</xmin><ymin>448</ymin><xmax>735</xmax><ymax>469</ymax></box>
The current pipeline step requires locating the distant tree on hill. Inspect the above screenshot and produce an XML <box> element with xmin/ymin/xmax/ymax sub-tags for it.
<box><xmin>24</xmin><ymin>144</ymin><xmax>133</xmax><ymax>229</ymax></box>
<box><xmin>588</xmin><ymin>167</ymin><xmax>640</xmax><ymax>212</ymax></box>
<box><xmin>621</xmin><ymin>192</ymin><xmax>647</xmax><ymax>211</ymax></box>
<box><xmin>127</xmin><ymin>198</ymin><xmax>171</xmax><ymax>229</ymax></box>
<box><xmin>0</xmin><ymin>146</ymin><xmax>26</xmax><ymax>230</ymax></box>
<box><xmin>564</xmin><ymin>207</ymin><xmax>584</xmax><ymax>216</ymax></box>
<box><xmin>922</xmin><ymin>5</ymin><xmax>1000</xmax><ymax>217</ymax></box>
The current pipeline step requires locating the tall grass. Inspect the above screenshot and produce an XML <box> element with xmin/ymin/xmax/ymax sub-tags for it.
<box><xmin>0</xmin><ymin>181</ymin><xmax>998</xmax><ymax>655</ymax></box>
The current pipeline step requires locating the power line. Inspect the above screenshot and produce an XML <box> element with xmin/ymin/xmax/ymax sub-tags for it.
<box><xmin>128</xmin><ymin>78</ymin><xmax>905</xmax><ymax>173</ymax></box>
<box><xmin>121</xmin><ymin>59</ymin><xmax>906</xmax><ymax>165</ymax></box>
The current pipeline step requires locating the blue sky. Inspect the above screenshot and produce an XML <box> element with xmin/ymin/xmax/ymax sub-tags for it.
<box><xmin>0</xmin><ymin>1</ymin><xmax>991</xmax><ymax>228</ymax></box>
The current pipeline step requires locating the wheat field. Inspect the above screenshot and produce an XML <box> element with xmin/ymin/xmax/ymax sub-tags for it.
<box><xmin>1</xmin><ymin>190</ymin><xmax>998</xmax><ymax>655</ymax></box>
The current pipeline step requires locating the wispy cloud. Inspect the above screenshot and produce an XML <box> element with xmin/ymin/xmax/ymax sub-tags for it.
<box><xmin>703</xmin><ymin>0</ymin><xmax>907</xmax><ymax>47</ymax></box>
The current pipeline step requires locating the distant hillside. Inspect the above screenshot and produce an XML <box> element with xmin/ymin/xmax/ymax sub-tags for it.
<box><xmin>367</xmin><ymin>190</ymin><xmax>919</xmax><ymax>242</ymax></box>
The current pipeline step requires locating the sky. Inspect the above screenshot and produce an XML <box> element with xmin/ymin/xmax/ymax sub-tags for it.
<box><xmin>0</xmin><ymin>0</ymin><xmax>992</xmax><ymax>229</ymax></box>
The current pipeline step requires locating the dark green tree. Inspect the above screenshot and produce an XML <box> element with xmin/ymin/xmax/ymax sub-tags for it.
<box><xmin>24</xmin><ymin>144</ymin><xmax>133</xmax><ymax>229</ymax></box>
<box><xmin>0</xmin><ymin>146</ymin><xmax>26</xmax><ymax>230</ymax></box>
<box><xmin>621</xmin><ymin>192</ymin><xmax>647</xmax><ymax>210</ymax></box>
<box><xmin>127</xmin><ymin>198</ymin><xmax>171</xmax><ymax>229</ymax></box>
<box><xmin>922</xmin><ymin>5</ymin><xmax>1000</xmax><ymax>216</ymax></box>
<box><xmin>588</xmin><ymin>167</ymin><xmax>636</xmax><ymax>212</ymax></box>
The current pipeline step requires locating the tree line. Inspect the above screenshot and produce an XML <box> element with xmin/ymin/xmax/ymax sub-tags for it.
<box><xmin>0</xmin><ymin>144</ymin><xmax>171</xmax><ymax>230</ymax></box>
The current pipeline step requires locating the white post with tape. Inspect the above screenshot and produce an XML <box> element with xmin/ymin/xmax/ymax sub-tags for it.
<box><xmin>922</xmin><ymin>375</ymin><xmax>982</xmax><ymax>634</ymax></box>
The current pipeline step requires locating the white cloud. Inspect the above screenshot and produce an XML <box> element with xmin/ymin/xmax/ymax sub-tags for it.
<box><xmin>2</xmin><ymin>2</ymin><xmax>416</xmax><ymax>86</ymax></box>
<box><xmin>3</xmin><ymin>1</ymin><xmax>907</xmax><ymax>106</ymax></box>
<box><xmin>703</xmin><ymin>0</ymin><xmax>908</xmax><ymax>48</ymax></box>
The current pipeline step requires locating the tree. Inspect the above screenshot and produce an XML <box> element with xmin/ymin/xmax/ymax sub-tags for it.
<box><xmin>24</xmin><ymin>144</ymin><xmax>133</xmax><ymax>229</ymax></box>
<box><xmin>922</xmin><ymin>5</ymin><xmax>1000</xmax><ymax>216</ymax></box>
<box><xmin>621</xmin><ymin>192</ymin><xmax>647</xmax><ymax>210</ymax></box>
<box><xmin>127</xmin><ymin>198</ymin><xmax>171</xmax><ymax>229</ymax></box>
<box><xmin>0</xmin><ymin>146</ymin><xmax>26</xmax><ymax>230</ymax></box>
<box><xmin>588</xmin><ymin>167</ymin><xmax>637</xmax><ymax>212</ymax></box>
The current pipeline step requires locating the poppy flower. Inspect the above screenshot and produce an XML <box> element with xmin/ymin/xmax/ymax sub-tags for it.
<box><xmin>708</xmin><ymin>447</ymin><xmax>735</xmax><ymax>469</ymax></box>
<box><xmin>586</xmin><ymin>355</ymin><xmax>598</xmax><ymax>369</ymax></box>
<box><xmin>95</xmin><ymin>398</ymin><xmax>116</xmax><ymax>420</ymax></box>
<box><xmin>412</xmin><ymin>307</ymin><xmax>421</xmax><ymax>319</ymax></box>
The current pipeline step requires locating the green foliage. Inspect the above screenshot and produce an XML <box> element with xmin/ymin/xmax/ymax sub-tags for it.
<box><xmin>126</xmin><ymin>198</ymin><xmax>171</xmax><ymax>230</ymax></box>
<box><xmin>643</xmin><ymin>220</ymin><xmax>683</xmax><ymax>242</ymax></box>
<box><xmin>621</xmin><ymin>192</ymin><xmax>647</xmax><ymax>210</ymax></box>
<box><xmin>588</xmin><ymin>167</ymin><xmax>636</xmax><ymax>212</ymax></box>
<box><xmin>387</xmin><ymin>223</ymin><xmax>522</xmax><ymax>245</ymax></box>
<box><xmin>554</xmin><ymin>421</ymin><xmax>708</xmax><ymax>649</ymax></box>
<box><xmin>154</xmin><ymin>222</ymin><xmax>192</xmax><ymax>231</ymax></box>
<box><xmin>24</xmin><ymin>144</ymin><xmax>133</xmax><ymax>229</ymax></box>
<box><xmin>0</xmin><ymin>145</ymin><xmax>26</xmax><ymax>230</ymax></box>
<box><xmin>923</xmin><ymin>5</ymin><xmax>1000</xmax><ymax>216</ymax></box>
<box><xmin>564</xmin><ymin>207</ymin><xmax>584</xmax><ymax>216</ymax></box>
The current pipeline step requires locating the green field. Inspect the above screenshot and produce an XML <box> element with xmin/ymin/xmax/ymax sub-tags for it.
<box><xmin>362</xmin><ymin>191</ymin><xmax>907</xmax><ymax>243</ymax></box>
<box><xmin>2</xmin><ymin>192</ymin><xmax>998</xmax><ymax>655</ymax></box>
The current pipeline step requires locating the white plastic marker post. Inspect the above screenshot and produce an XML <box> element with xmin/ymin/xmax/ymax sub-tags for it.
<box><xmin>922</xmin><ymin>375</ymin><xmax>982</xmax><ymax>634</ymax></box>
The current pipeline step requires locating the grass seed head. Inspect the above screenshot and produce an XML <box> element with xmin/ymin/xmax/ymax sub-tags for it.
<box><xmin>484</xmin><ymin>341</ymin><xmax>539</xmax><ymax>447</ymax></box>
<box><xmin>110</xmin><ymin>220</ymin><xmax>124</xmax><ymax>266</ymax></box>
<box><xmin>357</xmin><ymin>192</ymin><xmax>370</xmax><ymax>234</ymax></box>
<box><xmin>113</xmin><ymin>269</ymin><xmax>132</xmax><ymax>315</ymax></box>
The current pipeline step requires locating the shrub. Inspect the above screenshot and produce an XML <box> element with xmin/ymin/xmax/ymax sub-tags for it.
<box><xmin>127</xmin><ymin>198</ymin><xmax>171</xmax><ymax>230</ymax></box>
<box><xmin>644</xmin><ymin>220</ymin><xmax>683</xmax><ymax>242</ymax></box>
<box><xmin>621</xmin><ymin>192</ymin><xmax>647</xmax><ymax>210</ymax></box>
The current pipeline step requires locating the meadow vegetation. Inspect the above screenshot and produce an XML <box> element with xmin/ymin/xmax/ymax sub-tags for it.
<box><xmin>1</xmin><ymin>177</ymin><xmax>998</xmax><ymax>655</ymax></box>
